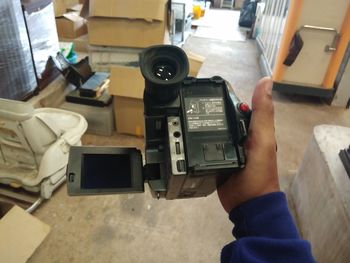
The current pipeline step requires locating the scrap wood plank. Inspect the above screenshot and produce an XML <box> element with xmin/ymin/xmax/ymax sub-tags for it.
<box><xmin>0</xmin><ymin>206</ymin><xmax>51</xmax><ymax>263</ymax></box>
<box><xmin>0</xmin><ymin>188</ymin><xmax>37</xmax><ymax>203</ymax></box>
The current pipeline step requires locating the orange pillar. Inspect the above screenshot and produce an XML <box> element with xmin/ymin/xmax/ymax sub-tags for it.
<box><xmin>322</xmin><ymin>6</ymin><xmax>350</xmax><ymax>89</ymax></box>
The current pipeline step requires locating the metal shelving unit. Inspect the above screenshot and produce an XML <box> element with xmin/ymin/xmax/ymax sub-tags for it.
<box><xmin>171</xmin><ymin>1</ymin><xmax>193</xmax><ymax>45</ymax></box>
<box><xmin>221</xmin><ymin>0</ymin><xmax>234</xmax><ymax>9</ymax></box>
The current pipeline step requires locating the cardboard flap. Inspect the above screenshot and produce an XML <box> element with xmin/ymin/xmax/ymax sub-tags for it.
<box><xmin>0</xmin><ymin>206</ymin><xmax>50</xmax><ymax>263</ymax></box>
<box><xmin>67</xmin><ymin>3</ymin><xmax>83</xmax><ymax>12</ymax></box>
<box><xmin>110</xmin><ymin>66</ymin><xmax>144</xmax><ymax>99</ymax></box>
<box><xmin>89</xmin><ymin>0</ymin><xmax>168</xmax><ymax>21</ymax></box>
<box><xmin>80</xmin><ymin>0</ymin><xmax>89</xmax><ymax>19</ymax></box>
<box><xmin>63</xmin><ymin>12</ymin><xmax>84</xmax><ymax>22</ymax></box>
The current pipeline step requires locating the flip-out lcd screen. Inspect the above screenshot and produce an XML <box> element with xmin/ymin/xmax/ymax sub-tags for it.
<box><xmin>82</xmin><ymin>154</ymin><xmax>131</xmax><ymax>189</ymax></box>
<box><xmin>67</xmin><ymin>147</ymin><xmax>144</xmax><ymax>196</ymax></box>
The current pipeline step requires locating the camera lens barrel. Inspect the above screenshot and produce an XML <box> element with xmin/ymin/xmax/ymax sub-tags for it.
<box><xmin>140</xmin><ymin>45</ymin><xmax>189</xmax><ymax>103</ymax></box>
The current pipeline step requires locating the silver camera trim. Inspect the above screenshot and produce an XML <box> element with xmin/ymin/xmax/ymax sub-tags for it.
<box><xmin>167</xmin><ymin>116</ymin><xmax>186</xmax><ymax>175</ymax></box>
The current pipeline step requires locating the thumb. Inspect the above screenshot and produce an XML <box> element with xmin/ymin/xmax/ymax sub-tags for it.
<box><xmin>250</xmin><ymin>77</ymin><xmax>274</xmax><ymax>131</ymax></box>
<box><xmin>247</xmin><ymin>77</ymin><xmax>275</xmax><ymax>149</ymax></box>
<box><xmin>217</xmin><ymin>78</ymin><xmax>278</xmax><ymax>212</ymax></box>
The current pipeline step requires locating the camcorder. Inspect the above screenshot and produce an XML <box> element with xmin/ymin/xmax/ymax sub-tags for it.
<box><xmin>66</xmin><ymin>45</ymin><xmax>251</xmax><ymax>200</ymax></box>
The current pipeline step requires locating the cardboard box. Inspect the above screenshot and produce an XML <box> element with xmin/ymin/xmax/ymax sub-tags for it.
<box><xmin>89</xmin><ymin>0</ymin><xmax>168</xmax><ymax>21</ymax></box>
<box><xmin>88</xmin><ymin>0</ymin><xmax>168</xmax><ymax>48</ymax></box>
<box><xmin>234</xmin><ymin>0</ymin><xmax>244</xmax><ymax>9</ymax></box>
<box><xmin>60</xmin><ymin>34</ymin><xmax>88</xmax><ymax>51</ymax></box>
<box><xmin>0</xmin><ymin>204</ymin><xmax>50</xmax><ymax>263</ymax></box>
<box><xmin>88</xmin><ymin>16</ymin><xmax>167</xmax><ymax>48</ymax></box>
<box><xmin>64</xmin><ymin>0</ymin><xmax>80</xmax><ymax>9</ymax></box>
<box><xmin>109</xmin><ymin>66</ymin><xmax>144</xmax><ymax>97</ymax></box>
<box><xmin>53</xmin><ymin>0</ymin><xmax>66</xmax><ymax>17</ymax></box>
<box><xmin>109</xmin><ymin>66</ymin><xmax>145</xmax><ymax>136</ymax></box>
<box><xmin>67</xmin><ymin>3</ymin><xmax>83</xmax><ymax>12</ymax></box>
<box><xmin>187</xmin><ymin>51</ymin><xmax>205</xmax><ymax>77</ymax></box>
<box><xmin>56</xmin><ymin>12</ymin><xmax>87</xmax><ymax>39</ymax></box>
<box><xmin>53</xmin><ymin>0</ymin><xmax>81</xmax><ymax>17</ymax></box>
<box><xmin>114</xmin><ymin>96</ymin><xmax>144</xmax><ymax>136</ymax></box>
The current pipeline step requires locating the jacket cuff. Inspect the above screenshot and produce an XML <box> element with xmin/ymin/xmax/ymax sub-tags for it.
<box><xmin>229</xmin><ymin>192</ymin><xmax>300</xmax><ymax>239</ymax></box>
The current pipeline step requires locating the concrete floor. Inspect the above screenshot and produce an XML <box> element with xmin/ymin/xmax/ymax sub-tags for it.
<box><xmin>29</xmin><ymin>10</ymin><xmax>350</xmax><ymax>263</ymax></box>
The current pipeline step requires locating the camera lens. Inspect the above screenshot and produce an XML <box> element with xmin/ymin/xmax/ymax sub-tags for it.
<box><xmin>153</xmin><ymin>62</ymin><xmax>176</xmax><ymax>81</ymax></box>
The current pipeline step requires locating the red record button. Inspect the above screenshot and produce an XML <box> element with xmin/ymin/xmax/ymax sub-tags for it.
<box><xmin>238</xmin><ymin>102</ymin><xmax>250</xmax><ymax>113</ymax></box>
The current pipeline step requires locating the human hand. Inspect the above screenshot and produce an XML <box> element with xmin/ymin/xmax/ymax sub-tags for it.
<box><xmin>217</xmin><ymin>77</ymin><xmax>280</xmax><ymax>213</ymax></box>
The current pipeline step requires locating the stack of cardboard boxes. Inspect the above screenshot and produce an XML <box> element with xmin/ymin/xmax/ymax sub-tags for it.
<box><xmin>87</xmin><ymin>0</ymin><xmax>170</xmax><ymax>136</ymax></box>
<box><xmin>84</xmin><ymin>0</ymin><xmax>205</xmax><ymax>137</ymax></box>
<box><xmin>54</xmin><ymin>0</ymin><xmax>88</xmax><ymax>51</ymax></box>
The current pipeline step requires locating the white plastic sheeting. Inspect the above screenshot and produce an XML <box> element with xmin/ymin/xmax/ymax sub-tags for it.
<box><xmin>0</xmin><ymin>0</ymin><xmax>37</xmax><ymax>100</ymax></box>
<box><xmin>24</xmin><ymin>2</ymin><xmax>60</xmax><ymax>79</ymax></box>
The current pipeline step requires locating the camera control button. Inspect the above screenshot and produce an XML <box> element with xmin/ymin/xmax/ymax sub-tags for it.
<box><xmin>238</xmin><ymin>102</ymin><xmax>250</xmax><ymax>113</ymax></box>
<box><xmin>239</xmin><ymin>120</ymin><xmax>248</xmax><ymax>137</ymax></box>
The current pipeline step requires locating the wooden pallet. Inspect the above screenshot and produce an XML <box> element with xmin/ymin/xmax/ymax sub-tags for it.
<box><xmin>0</xmin><ymin>185</ymin><xmax>43</xmax><ymax>213</ymax></box>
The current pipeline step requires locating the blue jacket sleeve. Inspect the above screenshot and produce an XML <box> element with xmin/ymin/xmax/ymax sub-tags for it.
<box><xmin>221</xmin><ymin>192</ymin><xmax>316</xmax><ymax>263</ymax></box>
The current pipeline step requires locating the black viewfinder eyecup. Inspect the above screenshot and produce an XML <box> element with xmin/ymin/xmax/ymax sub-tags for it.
<box><xmin>139</xmin><ymin>45</ymin><xmax>189</xmax><ymax>104</ymax></box>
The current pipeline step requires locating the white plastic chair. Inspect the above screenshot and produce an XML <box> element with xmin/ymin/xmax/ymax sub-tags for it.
<box><xmin>0</xmin><ymin>98</ymin><xmax>87</xmax><ymax>204</ymax></box>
